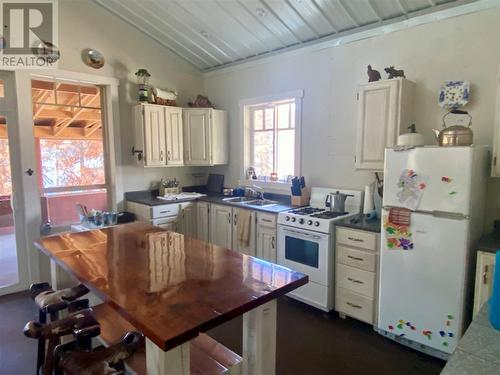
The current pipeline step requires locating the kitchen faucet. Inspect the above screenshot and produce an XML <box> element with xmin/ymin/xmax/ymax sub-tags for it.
<box><xmin>245</xmin><ymin>185</ymin><xmax>264</xmax><ymax>200</ymax></box>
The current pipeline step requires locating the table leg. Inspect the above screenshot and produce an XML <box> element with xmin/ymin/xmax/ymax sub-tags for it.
<box><xmin>50</xmin><ymin>260</ymin><xmax>77</xmax><ymax>290</ymax></box>
<box><xmin>242</xmin><ymin>300</ymin><xmax>277</xmax><ymax>375</ymax></box>
<box><xmin>146</xmin><ymin>338</ymin><xmax>190</xmax><ymax>375</ymax></box>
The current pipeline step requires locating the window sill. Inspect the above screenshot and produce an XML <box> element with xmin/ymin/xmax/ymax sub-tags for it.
<box><xmin>242</xmin><ymin>179</ymin><xmax>291</xmax><ymax>194</ymax></box>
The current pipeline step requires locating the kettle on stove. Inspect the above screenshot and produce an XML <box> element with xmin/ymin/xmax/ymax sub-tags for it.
<box><xmin>325</xmin><ymin>191</ymin><xmax>354</xmax><ymax>213</ymax></box>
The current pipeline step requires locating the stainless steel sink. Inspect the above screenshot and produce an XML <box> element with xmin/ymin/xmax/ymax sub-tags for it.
<box><xmin>222</xmin><ymin>196</ymin><xmax>255</xmax><ymax>203</ymax></box>
<box><xmin>243</xmin><ymin>199</ymin><xmax>278</xmax><ymax>207</ymax></box>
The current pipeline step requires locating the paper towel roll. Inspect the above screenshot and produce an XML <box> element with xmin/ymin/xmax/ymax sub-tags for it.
<box><xmin>363</xmin><ymin>183</ymin><xmax>375</xmax><ymax>214</ymax></box>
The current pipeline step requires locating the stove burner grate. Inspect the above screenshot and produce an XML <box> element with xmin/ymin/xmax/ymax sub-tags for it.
<box><xmin>310</xmin><ymin>211</ymin><xmax>348</xmax><ymax>219</ymax></box>
<box><xmin>288</xmin><ymin>207</ymin><xmax>324</xmax><ymax>215</ymax></box>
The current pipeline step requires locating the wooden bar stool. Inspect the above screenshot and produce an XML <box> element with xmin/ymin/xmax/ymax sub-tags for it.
<box><xmin>24</xmin><ymin>307</ymin><xmax>99</xmax><ymax>375</ymax></box>
<box><xmin>29</xmin><ymin>282</ymin><xmax>90</xmax><ymax>374</ymax></box>
<box><xmin>54</xmin><ymin>331</ymin><xmax>143</xmax><ymax>375</ymax></box>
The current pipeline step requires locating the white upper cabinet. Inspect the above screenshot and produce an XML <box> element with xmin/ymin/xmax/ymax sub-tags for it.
<box><xmin>492</xmin><ymin>65</ymin><xmax>500</xmax><ymax>177</ymax></box>
<box><xmin>133</xmin><ymin>104</ymin><xmax>228</xmax><ymax>167</ymax></box>
<box><xmin>355</xmin><ymin>78</ymin><xmax>415</xmax><ymax>170</ymax></box>
<box><xmin>136</xmin><ymin>104</ymin><xmax>166</xmax><ymax>167</ymax></box>
<box><xmin>165</xmin><ymin>106</ymin><xmax>184</xmax><ymax>166</ymax></box>
<box><xmin>183</xmin><ymin>108</ymin><xmax>228</xmax><ymax>166</ymax></box>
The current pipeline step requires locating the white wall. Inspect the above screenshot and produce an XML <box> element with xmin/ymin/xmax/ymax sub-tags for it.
<box><xmin>58</xmin><ymin>0</ymin><xmax>207</xmax><ymax>208</ymax></box>
<box><xmin>204</xmin><ymin>7</ymin><xmax>500</xmax><ymax>230</ymax></box>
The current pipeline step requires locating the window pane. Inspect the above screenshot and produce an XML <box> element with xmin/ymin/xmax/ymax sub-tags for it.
<box><xmin>253</xmin><ymin>109</ymin><xmax>263</xmax><ymax>130</ymax></box>
<box><xmin>277</xmin><ymin>104</ymin><xmax>290</xmax><ymax>129</ymax></box>
<box><xmin>253</xmin><ymin>131</ymin><xmax>273</xmax><ymax>178</ymax></box>
<box><xmin>264</xmin><ymin>108</ymin><xmax>274</xmax><ymax>130</ymax></box>
<box><xmin>277</xmin><ymin>129</ymin><xmax>295</xmax><ymax>180</ymax></box>
<box><xmin>0</xmin><ymin>138</ymin><xmax>12</xmax><ymax>195</ymax></box>
<box><xmin>290</xmin><ymin>103</ymin><xmax>296</xmax><ymax>128</ymax></box>
<box><xmin>40</xmin><ymin>139</ymin><xmax>105</xmax><ymax>188</ymax></box>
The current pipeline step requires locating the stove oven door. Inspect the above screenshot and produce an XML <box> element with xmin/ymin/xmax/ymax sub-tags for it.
<box><xmin>277</xmin><ymin>225</ymin><xmax>330</xmax><ymax>285</ymax></box>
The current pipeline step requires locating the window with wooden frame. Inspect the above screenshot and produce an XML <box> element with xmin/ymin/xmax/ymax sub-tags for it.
<box><xmin>245</xmin><ymin>95</ymin><xmax>301</xmax><ymax>184</ymax></box>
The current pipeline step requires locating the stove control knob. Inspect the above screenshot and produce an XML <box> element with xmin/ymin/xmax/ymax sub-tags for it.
<box><xmin>285</xmin><ymin>216</ymin><xmax>290</xmax><ymax>221</ymax></box>
<box><xmin>291</xmin><ymin>217</ymin><xmax>296</xmax><ymax>222</ymax></box>
<box><xmin>307</xmin><ymin>220</ymin><xmax>313</xmax><ymax>225</ymax></box>
<box><xmin>298</xmin><ymin>218</ymin><xmax>304</xmax><ymax>224</ymax></box>
<box><xmin>314</xmin><ymin>221</ymin><xmax>320</xmax><ymax>227</ymax></box>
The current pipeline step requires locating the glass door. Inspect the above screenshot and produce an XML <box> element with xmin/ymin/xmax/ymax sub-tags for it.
<box><xmin>30</xmin><ymin>78</ymin><xmax>109</xmax><ymax>234</ymax></box>
<box><xmin>0</xmin><ymin>72</ymin><xmax>30</xmax><ymax>295</ymax></box>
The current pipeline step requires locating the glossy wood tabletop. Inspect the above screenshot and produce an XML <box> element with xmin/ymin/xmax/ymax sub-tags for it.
<box><xmin>34</xmin><ymin>222</ymin><xmax>308</xmax><ymax>351</ymax></box>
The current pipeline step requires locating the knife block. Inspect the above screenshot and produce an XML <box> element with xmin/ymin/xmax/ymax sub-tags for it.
<box><xmin>291</xmin><ymin>187</ymin><xmax>310</xmax><ymax>207</ymax></box>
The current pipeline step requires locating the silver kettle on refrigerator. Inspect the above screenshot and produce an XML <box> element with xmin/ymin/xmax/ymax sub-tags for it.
<box><xmin>325</xmin><ymin>191</ymin><xmax>354</xmax><ymax>213</ymax></box>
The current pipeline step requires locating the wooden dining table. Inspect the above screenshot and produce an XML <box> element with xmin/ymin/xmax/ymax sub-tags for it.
<box><xmin>34</xmin><ymin>222</ymin><xmax>308</xmax><ymax>375</ymax></box>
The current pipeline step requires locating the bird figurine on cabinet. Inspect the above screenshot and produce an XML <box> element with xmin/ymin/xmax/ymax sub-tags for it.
<box><xmin>367</xmin><ymin>65</ymin><xmax>381</xmax><ymax>82</ymax></box>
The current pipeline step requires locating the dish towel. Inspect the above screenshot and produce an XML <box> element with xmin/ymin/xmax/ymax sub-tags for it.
<box><xmin>237</xmin><ymin>210</ymin><xmax>252</xmax><ymax>246</ymax></box>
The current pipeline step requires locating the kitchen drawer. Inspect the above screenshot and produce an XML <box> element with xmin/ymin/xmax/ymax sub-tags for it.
<box><xmin>152</xmin><ymin>204</ymin><xmax>180</xmax><ymax>219</ymax></box>
<box><xmin>337</xmin><ymin>245</ymin><xmax>377</xmax><ymax>272</ymax></box>
<box><xmin>336</xmin><ymin>227</ymin><xmax>378</xmax><ymax>251</ymax></box>
<box><xmin>336</xmin><ymin>263</ymin><xmax>376</xmax><ymax>298</ymax></box>
<box><xmin>256</xmin><ymin>212</ymin><xmax>276</xmax><ymax>227</ymax></box>
<box><xmin>336</xmin><ymin>287</ymin><xmax>374</xmax><ymax>324</ymax></box>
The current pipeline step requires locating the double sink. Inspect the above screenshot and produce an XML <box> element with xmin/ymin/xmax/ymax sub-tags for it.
<box><xmin>222</xmin><ymin>196</ymin><xmax>278</xmax><ymax>207</ymax></box>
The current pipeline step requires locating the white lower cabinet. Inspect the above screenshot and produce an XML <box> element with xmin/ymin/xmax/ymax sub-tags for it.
<box><xmin>209</xmin><ymin>204</ymin><xmax>233</xmax><ymax>248</ymax></box>
<box><xmin>232</xmin><ymin>208</ymin><xmax>256</xmax><ymax>257</ymax></box>
<box><xmin>473</xmin><ymin>251</ymin><xmax>496</xmax><ymax>317</ymax></box>
<box><xmin>196</xmin><ymin>201</ymin><xmax>210</xmax><ymax>241</ymax></box>
<box><xmin>178</xmin><ymin>202</ymin><xmax>196</xmax><ymax>238</ymax></box>
<box><xmin>335</xmin><ymin>227</ymin><xmax>379</xmax><ymax>325</ymax></box>
<box><xmin>256</xmin><ymin>213</ymin><xmax>277</xmax><ymax>262</ymax></box>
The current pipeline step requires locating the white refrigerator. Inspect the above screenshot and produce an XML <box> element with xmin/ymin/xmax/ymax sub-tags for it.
<box><xmin>377</xmin><ymin>146</ymin><xmax>489</xmax><ymax>358</ymax></box>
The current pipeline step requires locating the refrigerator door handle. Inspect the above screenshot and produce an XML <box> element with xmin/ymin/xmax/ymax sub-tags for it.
<box><xmin>383</xmin><ymin>206</ymin><xmax>469</xmax><ymax>220</ymax></box>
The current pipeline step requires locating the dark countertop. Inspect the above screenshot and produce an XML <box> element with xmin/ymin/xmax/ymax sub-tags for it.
<box><xmin>334</xmin><ymin>213</ymin><xmax>381</xmax><ymax>233</ymax></box>
<box><xmin>125</xmin><ymin>189</ymin><xmax>295</xmax><ymax>214</ymax></box>
<box><xmin>476</xmin><ymin>233</ymin><xmax>500</xmax><ymax>254</ymax></box>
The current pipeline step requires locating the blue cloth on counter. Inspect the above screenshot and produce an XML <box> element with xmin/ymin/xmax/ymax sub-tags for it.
<box><xmin>489</xmin><ymin>250</ymin><xmax>500</xmax><ymax>330</ymax></box>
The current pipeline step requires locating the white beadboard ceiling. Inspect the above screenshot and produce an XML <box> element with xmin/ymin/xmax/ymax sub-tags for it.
<box><xmin>94</xmin><ymin>0</ymin><xmax>478</xmax><ymax>72</ymax></box>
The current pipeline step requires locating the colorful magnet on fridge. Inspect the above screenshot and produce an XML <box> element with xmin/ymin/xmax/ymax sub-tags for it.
<box><xmin>442</xmin><ymin>342</ymin><xmax>449</xmax><ymax>347</ymax></box>
<box><xmin>446</xmin><ymin>321</ymin><xmax>451</xmax><ymax>326</ymax></box>
<box><xmin>419</xmin><ymin>183</ymin><xmax>427</xmax><ymax>190</ymax></box>
<box><xmin>439</xmin><ymin>330</ymin><xmax>445</xmax><ymax>337</ymax></box>
<box><xmin>388</xmin><ymin>325</ymin><xmax>394</xmax><ymax>330</ymax></box>
<box><xmin>449</xmin><ymin>191</ymin><xmax>457</xmax><ymax>196</ymax></box>
<box><xmin>448</xmin><ymin>332</ymin><xmax>454</xmax><ymax>338</ymax></box>
<box><xmin>448</xmin><ymin>315</ymin><xmax>454</xmax><ymax>320</ymax></box>
<box><xmin>397</xmin><ymin>324</ymin><xmax>403</xmax><ymax>329</ymax></box>
<box><xmin>441</xmin><ymin>177</ymin><xmax>453</xmax><ymax>183</ymax></box>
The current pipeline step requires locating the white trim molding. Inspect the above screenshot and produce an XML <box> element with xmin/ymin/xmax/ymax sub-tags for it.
<box><xmin>239</xmin><ymin>90</ymin><xmax>303</xmax><ymax>193</ymax></box>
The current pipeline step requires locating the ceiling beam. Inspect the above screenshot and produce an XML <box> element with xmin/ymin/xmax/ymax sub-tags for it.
<box><xmin>53</xmin><ymin>107</ymin><xmax>86</xmax><ymax>136</ymax></box>
<box><xmin>0</xmin><ymin>124</ymin><xmax>102</xmax><ymax>140</ymax></box>
<box><xmin>84</xmin><ymin>122</ymin><xmax>102</xmax><ymax>138</ymax></box>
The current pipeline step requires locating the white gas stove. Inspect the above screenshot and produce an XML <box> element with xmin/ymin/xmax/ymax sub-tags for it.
<box><xmin>277</xmin><ymin>187</ymin><xmax>363</xmax><ymax>311</ymax></box>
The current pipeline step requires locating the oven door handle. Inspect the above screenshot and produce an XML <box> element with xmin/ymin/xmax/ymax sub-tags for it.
<box><xmin>281</xmin><ymin>228</ymin><xmax>323</xmax><ymax>240</ymax></box>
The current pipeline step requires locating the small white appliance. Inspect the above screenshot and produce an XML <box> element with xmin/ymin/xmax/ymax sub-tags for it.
<box><xmin>277</xmin><ymin>187</ymin><xmax>363</xmax><ymax>311</ymax></box>
<box><xmin>377</xmin><ymin>146</ymin><xmax>489</xmax><ymax>359</ymax></box>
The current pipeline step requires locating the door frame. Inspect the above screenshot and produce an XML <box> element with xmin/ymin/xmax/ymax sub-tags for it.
<box><xmin>0</xmin><ymin>71</ymin><xmax>31</xmax><ymax>295</ymax></box>
<box><xmin>1</xmin><ymin>69</ymin><xmax>120</xmax><ymax>292</ymax></box>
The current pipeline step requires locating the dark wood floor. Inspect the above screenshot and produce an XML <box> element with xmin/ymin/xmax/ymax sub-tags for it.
<box><xmin>0</xmin><ymin>291</ymin><xmax>445</xmax><ymax>375</ymax></box>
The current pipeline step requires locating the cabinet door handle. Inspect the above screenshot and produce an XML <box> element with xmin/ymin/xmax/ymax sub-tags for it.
<box><xmin>262</xmin><ymin>218</ymin><xmax>273</xmax><ymax>223</ymax></box>
<box><xmin>346</xmin><ymin>302</ymin><xmax>362</xmax><ymax>309</ymax></box>
<box><xmin>167</xmin><ymin>150</ymin><xmax>171</xmax><ymax>160</ymax></box>
<box><xmin>347</xmin><ymin>255</ymin><xmax>364</xmax><ymax>261</ymax></box>
<box><xmin>347</xmin><ymin>277</ymin><xmax>364</xmax><ymax>284</ymax></box>
<box><xmin>228</xmin><ymin>212</ymin><xmax>231</xmax><ymax>224</ymax></box>
<box><xmin>160</xmin><ymin>150</ymin><xmax>164</xmax><ymax>161</ymax></box>
<box><xmin>271</xmin><ymin>236</ymin><xmax>275</xmax><ymax>249</ymax></box>
<box><xmin>234</xmin><ymin>213</ymin><xmax>238</xmax><ymax>225</ymax></box>
<box><xmin>348</xmin><ymin>236</ymin><xmax>364</xmax><ymax>242</ymax></box>
<box><xmin>483</xmin><ymin>265</ymin><xmax>489</xmax><ymax>284</ymax></box>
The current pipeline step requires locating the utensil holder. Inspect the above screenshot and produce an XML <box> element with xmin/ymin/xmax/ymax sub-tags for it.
<box><xmin>291</xmin><ymin>187</ymin><xmax>310</xmax><ymax>207</ymax></box>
